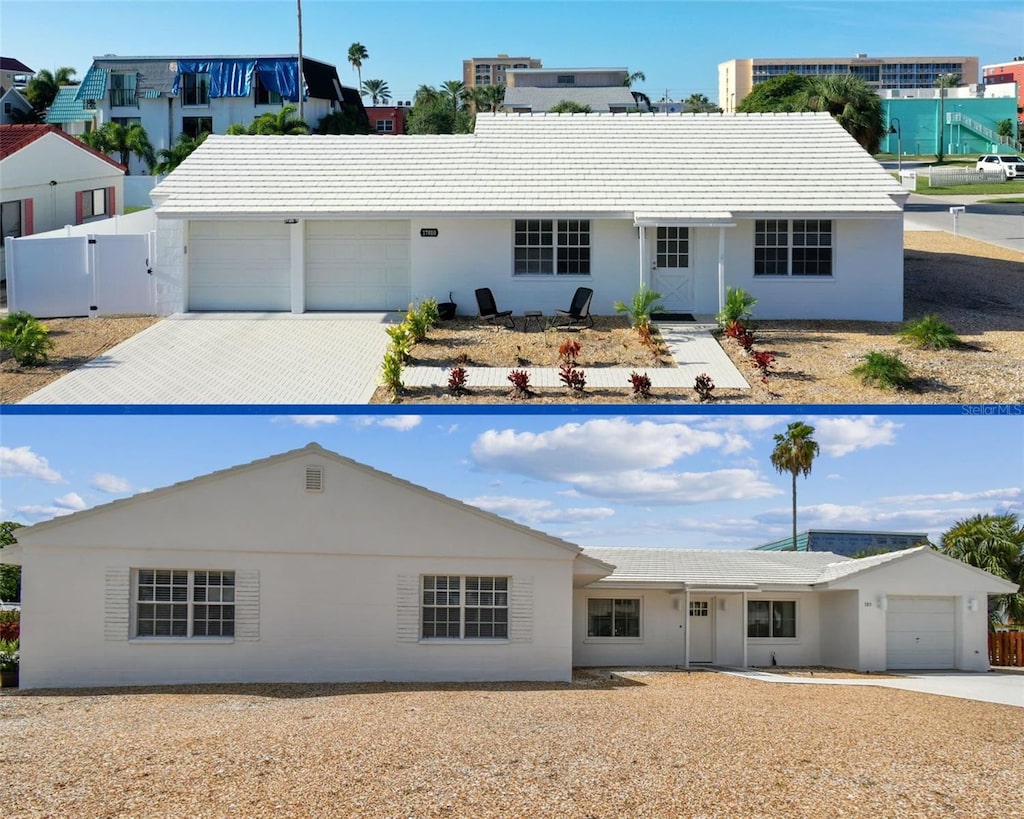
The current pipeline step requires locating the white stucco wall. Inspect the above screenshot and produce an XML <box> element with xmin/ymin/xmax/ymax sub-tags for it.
<box><xmin>17</xmin><ymin>450</ymin><xmax>578</xmax><ymax>688</ymax></box>
<box><xmin>818</xmin><ymin>590</ymin><xmax>861</xmax><ymax>670</ymax></box>
<box><xmin>745</xmin><ymin>592</ymin><xmax>822</xmax><ymax>668</ymax></box>
<box><xmin>572</xmin><ymin>589</ymin><xmax>684</xmax><ymax>667</ymax></box>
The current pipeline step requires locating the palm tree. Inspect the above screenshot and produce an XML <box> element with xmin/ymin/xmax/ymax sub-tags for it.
<box><xmin>152</xmin><ymin>132</ymin><xmax>208</xmax><ymax>175</ymax></box>
<box><xmin>25</xmin><ymin>66</ymin><xmax>77</xmax><ymax>112</ymax></box>
<box><xmin>414</xmin><ymin>84</ymin><xmax>440</xmax><ymax>106</ymax></box>
<box><xmin>934</xmin><ymin>73</ymin><xmax>961</xmax><ymax>162</ymax></box>
<box><xmin>770</xmin><ymin>422</ymin><xmax>820</xmax><ymax>552</ymax></box>
<box><xmin>469</xmin><ymin>84</ymin><xmax>505</xmax><ymax>113</ymax></box>
<box><xmin>940</xmin><ymin>513</ymin><xmax>1023</xmax><ymax>626</ymax></box>
<box><xmin>228</xmin><ymin>105</ymin><xmax>309</xmax><ymax>135</ymax></box>
<box><xmin>78</xmin><ymin>122</ymin><xmax>156</xmax><ymax>174</ymax></box>
<box><xmin>684</xmin><ymin>93</ymin><xmax>722</xmax><ymax>114</ymax></box>
<box><xmin>440</xmin><ymin>80</ymin><xmax>467</xmax><ymax>118</ymax></box>
<box><xmin>348</xmin><ymin>43</ymin><xmax>369</xmax><ymax>98</ymax></box>
<box><xmin>361</xmin><ymin>79</ymin><xmax>391</xmax><ymax>105</ymax></box>
<box><xmin>797</xmin><ymin>74</ymin><xmax>885</xmax><ymax>153</ymax></box>
<box><xmin>622</xmin><ymin>70</ymin><xmax>646</xmax><ymax>88</ymax></box>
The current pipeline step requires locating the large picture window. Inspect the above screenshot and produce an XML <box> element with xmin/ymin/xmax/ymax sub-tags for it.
<box><xmin>514</xmin><ymin>219</ymin><xmax>590</xmax><ymax>275</ymax></box>
<box><xmin>421</xmin><ymin>575</ymin><xmax>509</xmax><ymax>639</ymax></box>
<box><xmin>182</xmin><ymin>117</ymin><xmax>213</xmax><ymax>139</ymax></box>
<box><xmin>587</xmin><ymin>598</ymin><xmax>641</xmax><ymax>638</ymax></box>
<box><xmin>747</xmin><ymin>600</ymin><xmax>796</xmax><ymax>638</ymax></box>
<box><xmin>135</xmin><ymin>569</ymin><xmax>235</xmax><ymax>638</ymax></box>
<box><xmin>754</xmin><ymin>219</ymin><xmax>832</xmax><ymax>277</ymax></box>
<box><xmin>181</xmin><ymin>72</ymin><xmax>211</xmax><ymax>106</ymax></box>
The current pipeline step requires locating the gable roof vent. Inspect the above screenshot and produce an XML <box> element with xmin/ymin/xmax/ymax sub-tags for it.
<box><xmin>305</xmin><ymin>465</ymin><xmax>324</xmax><ymax>492</ymax></box>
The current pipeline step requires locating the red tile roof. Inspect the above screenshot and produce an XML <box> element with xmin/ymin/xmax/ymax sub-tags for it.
<box><xmin>0</xmin><ymin>124</ymin><xmax>126</xmax><ymax>171</ymax></box>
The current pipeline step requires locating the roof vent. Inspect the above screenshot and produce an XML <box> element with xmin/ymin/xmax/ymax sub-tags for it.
<box><xmin>305</xmin><ymin>465</ymin><xmax>324</xmax><ymax>492</ymax></box>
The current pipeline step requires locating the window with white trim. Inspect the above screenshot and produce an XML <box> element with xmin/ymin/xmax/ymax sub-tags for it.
<box><xmin>1</xmin><ymin>200</ymin><xmax>22</xmax><ymax>246</ymax></box>
<box><xmin>135</xmin><ymin>569</ymin><xmax>235</xmax><ymax>637</ymax></box>
<box><xmin>657</xmin><ymin>226</ymin><xmax>689</xmax><ymax>268</ymax></box>
<box><xmin>754</xmin><ymin>219</ymin><xmax>832</xmax><ymax>276</ymax></box>
<box><xmin>747</xmin><ymin>600</ymin><xmax>796</xmax><ymax>638</ymax></box>
<box><xmin>181</xmin><ymin>72</ymin><xmax>211</xmax><ymax>106</ymax></box>
<box><xmin>80</xmin><ymin>188</ymin><xmax>108</xmax><ymax>220</ymax></box>
<box><xmin>587</xmin><ymin>598</ymin><xmax>641</xmax><ymax>638</ymax></box>
<box><xmin>421</xmin><ymin>575</ymin><xmax>509</xmax><ymax>639</ymax></box>
<box><xmin>514</xmin><ymin>219</ymin><xmax>590</xmax><ymax>275</ymax></box>
<box><xmin>689</xmin><ymin>600</ymin><xmax>709</xmax><ymax>617</ymax></box>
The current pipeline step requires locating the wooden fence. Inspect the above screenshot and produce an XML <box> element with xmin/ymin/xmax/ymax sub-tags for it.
<box><xmin>989</xmin><ymin>631</ymin><xmax>1024</xmax><ymax>667</ymax></box>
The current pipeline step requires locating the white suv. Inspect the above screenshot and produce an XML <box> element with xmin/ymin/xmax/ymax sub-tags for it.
<box><xmin>975</xmin><ymin>154</ymin><xmax>1024</xmax><ymax>178</ymax></box>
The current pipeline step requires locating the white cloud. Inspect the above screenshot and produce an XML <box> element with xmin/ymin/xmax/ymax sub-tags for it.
<box><xmin>467</xmin><ymin>495</ymin><xmax>615</xmax><ymax>525</ymax></box>
<box><xmin>15</xmin><ymin>505</ymin><xmax>79</xmax><ymax>520</ymax></box>
<box><xmin>0</xmin><ymin>446</ymin><xmax>63</xmax><ymax>483</ymax></box>
<box><xmin>699</xmin><ymin>416</ymin><xmax>790</xmax><ymax>434</ymax></box>
<box><xmin>814</xmin><ymin>417</ymin><xmax>901</xmax><ymax>457</ymax></box>
<box><xmin>286</xmin><ymin>415</ymin><xmax>340</xmax><ymax>428</ymax></box>
<box><xmin>879</xmin><ymin>487</ymin><xmax>1022</xmax><ymax>505</ymax></box>
<box><xmin>91</xmin><ymin>473</ymin><xmax>135</xmax><ymax>494</ymax></box>
<box><xmin>471</xmin><ymin>418</ymin><xmax>743</xmax><ymax>481</ymax></box>
<box><xmin>54</xmin><ymin>492</ymin><xmax>87</xmax><ymax>511</ymax></box>
<box><xmin>566</xmin><ymin>468</ymin><xmax>780</xmax><ymax>505</ymax></box>
<box><xmin>378</xmin><ymin>415</ymin><xmax>422</xmax><ymax>431</ymax></box>
<box><xmin>826</xmin><ymin>474</ymin><xmax>843</xmax><ymax>481</ymax></box>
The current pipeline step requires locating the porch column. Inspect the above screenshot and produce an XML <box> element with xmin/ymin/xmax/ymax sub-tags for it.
<box><xmin>637</xmin><ymin>224</ymin><xmax>646</xmax><ymax>289</ymax></box>
<box><xmin>683</xmin><ymin>587</ymin><xmax>690</xmax><ymax>669</ymax></box>
<box><xmin>289</xmin><ymin>218</ymin><xmax>305</xmax><ymax>314</ymax></box>
<box><xmin>717</xmin><ymin>226</ymin><xmax>726</xmax><ymax>316</ymax></box>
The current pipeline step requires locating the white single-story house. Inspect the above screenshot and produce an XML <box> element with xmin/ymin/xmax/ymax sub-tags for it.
<box><xmin>3</xmin><ymin>444</ymin><xmax>1013</xmax><ymax>690</ymax></box>
<box><xmin>149</xmin><ymin>112</ymin><xmax>910</xmax><ymax>321</ymax></box>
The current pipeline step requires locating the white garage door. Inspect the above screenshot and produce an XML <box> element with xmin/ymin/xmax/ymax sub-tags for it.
<box><xmin>305</xmin><ymin>220</ymin><xmax>410</xmax><ymax>310</ymax></box>
<box><xmin>886</xmin><ymin>596</ymin><xmax>955</xmax><ymax>669</ymax></box>
<box><xmin>189</xmin><ymin>221</ymin><xmax>291</xmax><ymax>311</ymax></box>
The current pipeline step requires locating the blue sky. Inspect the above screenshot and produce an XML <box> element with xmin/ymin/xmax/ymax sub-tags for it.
<box><xmin>2</xmin><ymin>412</ymin><xmax>1020</xmax><ymax>549</ymax></box>
<box><xmin>3</xmin><ymin>1</ymin><xmax>1016</xmax><ymax>104</ymax></box>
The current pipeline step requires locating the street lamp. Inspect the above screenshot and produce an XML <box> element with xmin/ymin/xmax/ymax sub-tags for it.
<box><xmin>888</xmin><ymin>117</ymin><xmax>902</xmax><ymax>173</ymax></box>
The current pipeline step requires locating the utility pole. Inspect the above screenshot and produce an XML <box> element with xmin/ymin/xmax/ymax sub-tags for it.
<box><xmin>297</xmin><ymin>0</ymin><xmax>304</xmax><ymax>122</ymax></box>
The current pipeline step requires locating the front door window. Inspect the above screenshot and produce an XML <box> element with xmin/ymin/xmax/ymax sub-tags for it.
<box><xmin>652</xmin><ymin>226</ymin><xmax>694</xmax><ymax>311</ymax></box>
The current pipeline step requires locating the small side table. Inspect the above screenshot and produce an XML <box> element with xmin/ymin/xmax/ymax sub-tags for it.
<box><xmin>522</xmin><ymin>311</ymin><xmax>544</xmax><ymax>332</ymax></box>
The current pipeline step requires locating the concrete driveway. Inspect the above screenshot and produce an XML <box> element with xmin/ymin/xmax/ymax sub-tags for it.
<box><xmin>717</xmin><ymin>667</ymin><xmax>1023</xmax><ymax>708</ymax></box>
<box><xmin>20</xmin><ymin>313</ymin><xmax>397</xmax><ymax>405</ymax></box>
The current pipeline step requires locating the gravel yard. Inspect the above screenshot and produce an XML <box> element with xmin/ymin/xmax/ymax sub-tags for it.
<box><xmin>2</xmin><ymin>670</ymin><xmax>1018</xmax><ymax>818</ymax></box>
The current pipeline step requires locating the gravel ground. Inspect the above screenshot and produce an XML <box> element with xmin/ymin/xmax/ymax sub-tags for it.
<box><xmin>1</xmin><ymin>670</ymin><xmax>1019</xmax><ymax>818</ymax></box>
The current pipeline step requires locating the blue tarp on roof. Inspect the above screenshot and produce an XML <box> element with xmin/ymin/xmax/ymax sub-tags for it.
<box><xmin>171</xmin><ymin>58</ymin><xmax>304</xmax><ymax>101</ymax></box>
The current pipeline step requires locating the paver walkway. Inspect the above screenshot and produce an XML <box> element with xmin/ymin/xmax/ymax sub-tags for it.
<box><xmin>403</xmin><ymin>322</ymin><xmax>750</xmax><ymax>391</ymax></box>
<box><xmin>20</xmin><ymin>313</ymin><xmax>396</xmax><ymax>405</ymax></box>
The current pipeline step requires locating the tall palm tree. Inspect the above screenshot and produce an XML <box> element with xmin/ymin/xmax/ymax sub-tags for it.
<box><xmin>797</xmin><ymin>74</ymin><xmax>885</xmax><ymax>153</ymax></box>
<box><xmin>152</xmin><ymin>132</ymin><xmax>208</xmax><ymax>175</ymax></box>
<box><xmin>414</xmin><ymin>84</ymin><xmax>440</xmax><ymax>106</ymax></box>
<box><xmin>25</xmin><ymin>66</ymin><xmax>77</xmax><ymax>113</ymax></box>
<box><xmin>79</xmin><ymin>122</ymin><xmax>156</xmax><ymax>174</ymax></box>
<box><xmin>622</xmin><ymin>70</ymin><xmax>646</xmax><ymax>88</ymax></box>
<box><xmin>940</xmin><ymin>512</ymin><xmax>1023</xmax><ymax>626</ymax></box>
<box><xmin>228</xmin><ymin>105</ymin><xmax>308</xmax><ymax>135</ymax></box>
<box><xmin>440</xmin><ymin>79</ymin><xmax>467</xmax><ymax>118</ymax></box>
<box><xmin>469</xmin><ymin>84</ymin><xmax>505</xmax><ymax>113</ymax></box>
<box><xmin>683</xmin><ymin>93</ymin><xmax>722</xmax><ymax>114</ymax></box>
<box><xmin>770</xmin><ymin>422</ymin><xmax>820</xmax><ymax>552</ymax></box>
<box><xmin>348</xmin><ymin>43</ymin><xmax>369</xmax><ymax>98</ymax></box>
<box><xmin>361</xmin><ymin>79</ymin><xmax>391</xmax><ymax>105</ymax></box>
<box><xmin>934</xmin><ymin>73</ymin><xmax>961</xmax><ymax>162</ymax></box>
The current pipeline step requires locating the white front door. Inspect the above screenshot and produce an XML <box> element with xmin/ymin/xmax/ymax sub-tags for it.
<box><xmin>651</xmin><ymin>226</ymin><xmax>694</xmax><ymax>311</ymax></box>
<box><xmin>689</xmin><ymin>598</ymin><xmax>714</xmax><ymax>663</ymax></box>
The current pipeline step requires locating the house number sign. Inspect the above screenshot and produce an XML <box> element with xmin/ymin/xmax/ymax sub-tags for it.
<box><xmin>420</xmin><ymin>228</ymin><xmax>439</xmax><ymax>237</ymax></box>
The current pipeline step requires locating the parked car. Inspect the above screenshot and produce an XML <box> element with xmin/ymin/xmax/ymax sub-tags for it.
<box><xmin>975</xmin><ymin>154</ymin><xmax>1024</xmax><ymax>178</ymax></box>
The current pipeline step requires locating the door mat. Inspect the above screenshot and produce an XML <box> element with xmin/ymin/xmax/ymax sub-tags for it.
<box><xmin>654</xmin><ymin>313</ymin><xmax>696</xmax><ymax>322</ymax></box>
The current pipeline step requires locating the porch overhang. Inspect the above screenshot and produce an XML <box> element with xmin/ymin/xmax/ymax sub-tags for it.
<box><xmin>633</xmin><ymin>212</ymin><xmax>735</xmax><ymax>228</ymax></box>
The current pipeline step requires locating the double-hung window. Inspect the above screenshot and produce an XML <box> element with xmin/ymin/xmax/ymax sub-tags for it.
<box><xmin>421</xmin><ymin>575</ymin><xmax>509</xmax><ymax>639</ymax></box>
<box><xmin>181</xmin><ymin>72</ymin><xmax>211</xmax><ymax>106</ymax></box>
<box><xmin>514</xmin><ymin>219</ymin><xmax>590</xmax><ymax>275</ymax></box>
<box><xmin>754</xmin><ymin>219</ymin><xmax>832</xmax><ymax>277</ymax></box>
<box><xmin>747</xmin><ymin>600</ymin><xmax>796</xmax><ymax>638</ymax></box>
<box><xmin>587</xmin><ymin>598</ymin><xmax>641</xmax><ymax>638</ymax></box>
<box><xmin>135</xmin><ymin>569</ymin><xmax>235</xmax><ymax>638</ymax></box>
<box><xmin>376</xmin><ymin>119</ymin><xmax>395</xmax><ymax>133</ymax></box>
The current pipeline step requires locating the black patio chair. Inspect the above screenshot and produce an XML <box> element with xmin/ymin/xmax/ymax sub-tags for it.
<box><xmin>475</xmin><ymin>288</ymin><xmax>515</xmax><ymax>328</ymax></box>
<box><xmin>555</xmin><ymin>287</ymin><xmax>594</xmax><ymax>328</ymax></box>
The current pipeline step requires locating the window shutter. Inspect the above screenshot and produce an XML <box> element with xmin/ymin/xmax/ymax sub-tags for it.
<box><xmin>75</xmin><ymin>190</ymin><xmax>84</xmax><ymax>225</ymax></box>
<box><xmin>396</xmin><ymin>574</ymin><xmax>420</xmax><ymax>642</ymax></box>
<box><xmin>107</xmin><ymin>186</ymin><xmax>116</xmax><ymax>215</ymax></box>
<box><xmin>509</xmin><ymin>575</ymin><xmax>533</xmax><ymax>643</ymax></box>
<box><xmin>22</xmin><ymin>198</ymin><xmax>33</xmax><ymax>235</ymax></box>
<box><xmin>104</xmin><ymin>567</ymin><xmax>131</xmax><ymax>641</ymax></box>
<box><xmin>234</xmin><ymin>570</ymin><xmax>260</xmax><ymax>641</ymax></box>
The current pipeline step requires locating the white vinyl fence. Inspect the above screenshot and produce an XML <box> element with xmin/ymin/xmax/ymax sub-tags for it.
<box><xmin>6</xmin><ymin>233</ymin><xmax>155</xmax><ymax>318</ymax></box>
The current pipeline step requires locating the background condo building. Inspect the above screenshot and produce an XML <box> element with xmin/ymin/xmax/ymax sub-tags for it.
<box><xmin>462</xmin><ymin>53</ymin><xmax>542</xmax><ymax>89</ymax></box>
<box><xmin>719</xmin><ymin>54</ymin><xmax>980</xmax><ymax>113</ymax></box>
<box><xmin>983</xmin><ymin>56</ymin><xmax>1024</xmax><ymax>124</ymax></box>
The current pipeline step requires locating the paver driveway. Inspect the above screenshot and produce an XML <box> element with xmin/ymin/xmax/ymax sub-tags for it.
<box><xmin>20</xmin><ymin>313</ymin><xmax>396</xmax><ymax>405</ymax></box>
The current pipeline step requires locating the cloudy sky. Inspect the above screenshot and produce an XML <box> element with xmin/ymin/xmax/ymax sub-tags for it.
<box><xmin>2</xmin><ymin>411</ymin><xmax>1019</xmax><ymax>549</ymax></box>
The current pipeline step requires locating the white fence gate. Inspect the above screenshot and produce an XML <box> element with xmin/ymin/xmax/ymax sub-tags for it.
<box><xmin>6</xmin><ymin>233</ymin><xmax>155</xmax><ymax>318</ymax></box>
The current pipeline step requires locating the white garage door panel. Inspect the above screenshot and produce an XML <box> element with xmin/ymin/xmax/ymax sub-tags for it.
<box><xmin>190</xmin><ymin>221</ymin><xmax>291</xmax><ymax>311</ymax></box>
<box><xmin>886</xmin><ymin>596</ymin><xmax>955</xmax><ymax>669</ymax></box>
<box><xmin>305</xmin><ymin>220</ymin><xmax>410</xmax><ymax>310</ymax></box>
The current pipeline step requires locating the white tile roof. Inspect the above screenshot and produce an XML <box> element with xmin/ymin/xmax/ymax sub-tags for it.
<box><xmin>581</xmin><ymin>547</ymin><xmax>853</xmax><ymax>588</ymax></box>
<box><xmin>152</xmin><ymin>112</ymin><xmax>906</xmax><ymax>219</ymax></box>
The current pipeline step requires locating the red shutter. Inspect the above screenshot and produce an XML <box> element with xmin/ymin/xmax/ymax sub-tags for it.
<box><xmin>22</xmin><ymin>198</ymin><xmax>33</xmax><ymax>235</ymax></box>
<box><xmin>75</xmin><ymin>191</ymin><xmax>84</xmax><ymax>225</ymax></box>
<box><xmin>107</xmin><ymin>185</ymin><xmax>116</xmax><ymax>216</ymax></box>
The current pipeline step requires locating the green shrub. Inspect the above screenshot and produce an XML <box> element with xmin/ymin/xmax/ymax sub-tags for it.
<box><xmin>386</xmin><ymin>323</ymin><xmax>414</xmax><ymax>360</ymax></box>
<box><xmin>418</xmin><ymin>297</ymin><xmax>440</xmax><ymax>328</ymax></box>
<box><xmin>852</xmin><ymin>351</ymin><xmax>913</xmax><ymax>390</ymax></box>
<box><xmin>716</xmin><ymin>287</ymin><xmax>757</xmax><ymax>329</ymax></box>
<box><xmin>0</xmin><ymin>638</ymin><xmax>18</xmax><ymax>671</ymax></box>
<box><xmin>0</xmin><ymin>311</ymin><xmax>55</xmax><ymax>366</ymax></box>
<box><xmin>614</xmin><ymin>284</ymin><xmax>664</xmax><ymax>332</ymax></box>
<box><xmin>380</xmin><ymin>348</ymin><xmax>404</xmax><ymax>396</ymax></box>
<box><xmin>898</xmin><ymin>314</ymin><xmax>962</xmax><ymax>350</ymax></box>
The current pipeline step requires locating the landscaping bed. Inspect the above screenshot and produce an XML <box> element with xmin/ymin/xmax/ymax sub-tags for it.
<box><xmin>1</xmin><ymin>670</ymin><xmax>1017</xmax><ymax>817</ymax></box>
